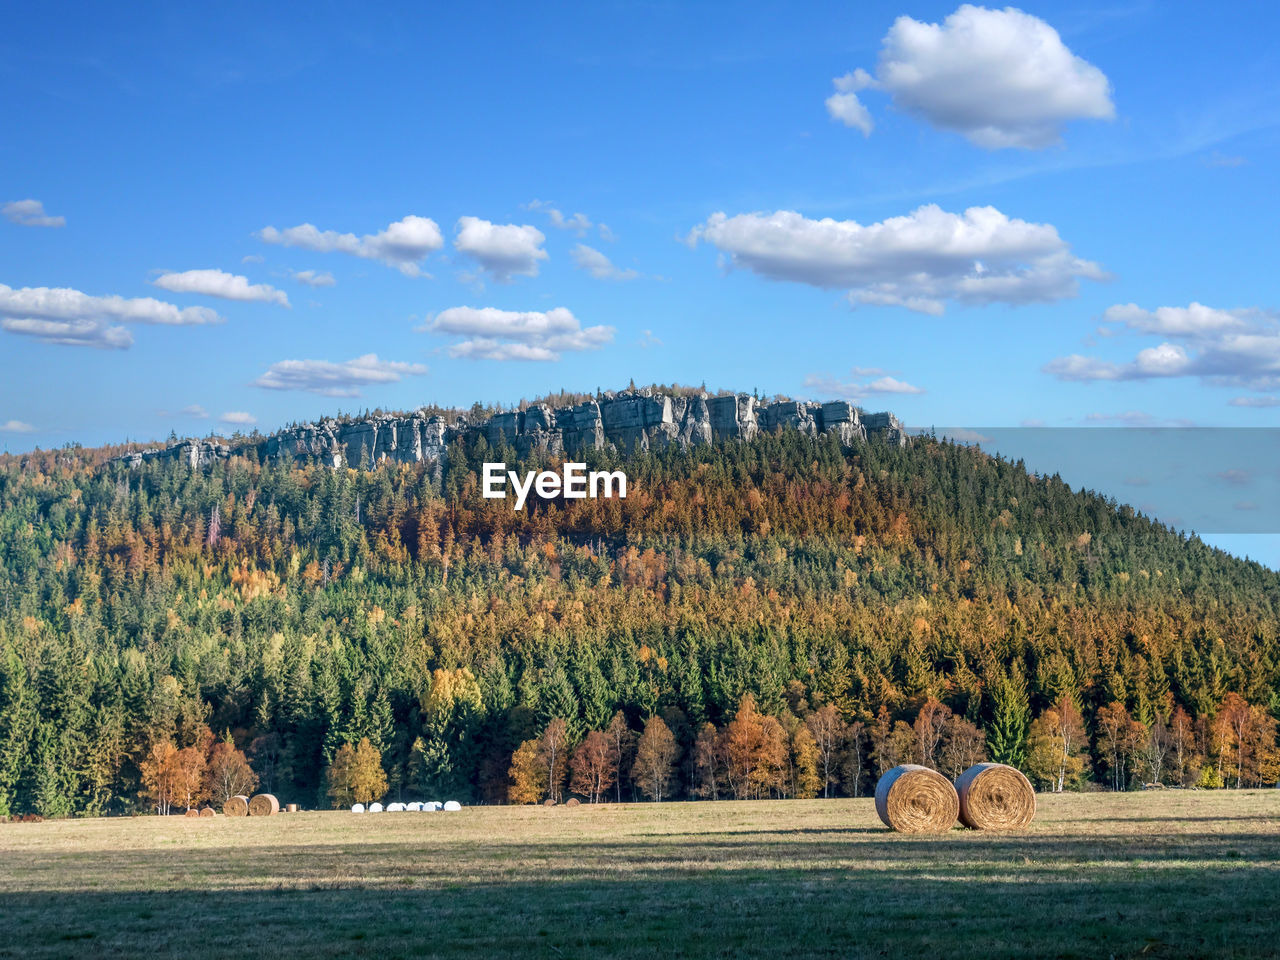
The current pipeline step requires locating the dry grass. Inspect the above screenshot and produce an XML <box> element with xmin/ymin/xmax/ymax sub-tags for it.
<box><xmin>2</xmin><ymin>791</ymin><xmax>1278</xmax><ymax>958</ymax></box>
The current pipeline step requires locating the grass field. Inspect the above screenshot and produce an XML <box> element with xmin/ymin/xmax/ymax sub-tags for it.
<box><xmin>2</xmin><ymin>791</ymin><xmax>1279</xmax><ymax>959</ymax></box>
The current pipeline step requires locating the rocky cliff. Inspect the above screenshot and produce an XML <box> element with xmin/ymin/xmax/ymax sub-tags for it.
<box><xmin>116</xmin><ymin>390</ymin><xmax>907</xmax><ymax>470</ymax></box>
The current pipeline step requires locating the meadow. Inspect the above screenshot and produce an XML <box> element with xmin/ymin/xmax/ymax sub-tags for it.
<box><xmin>2</xmin><ymin>792</ymin><xmax>1278</xmax><ymax>959</ymax></box>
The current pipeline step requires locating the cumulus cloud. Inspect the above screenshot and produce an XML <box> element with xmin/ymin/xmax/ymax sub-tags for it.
<box><xmin>220</xmin><ymin>411</ymin><xmax>257</xmax><ymax>427</ymax></box>
<box><xmin>3</xmin><ymin>199</ymin><xmax>65</xmax><ymax>228</ymax></box>
<box><xmin>825</xmin><ymin>69</ymin><xmax>876</xmax><ymax>136</ymax></box>
<box><xmin>1</xmin><ymin>419</ymin><xmax>35</xmax><ymax>433</ymax></box>
<box><xmin>688</xmin><ymin>204</ymin><xmax>1105</xmax><ymax>314</ymax></box>
<box><xmin>291</xmin><ymin>270</ymin><xmax>335</xmax><ymax>288</ymax></box>
<box><xmin>1045</xmin><ymin>302</ymin><xmax>1280</xmax><ymax>398</ymax></box>
<box><xmin>257</xmin><ymin>215</ymin><xmax>443</xmax><ymax>276</ymax></box>
<box><xmin>571</xmin><ymin>244</ymin><xmax>639</xmax><ymax>281</ymax></box>
<box><xmin>525</xmin><ymin>199</ymin><xmax>593</xmax><ymax>236</ymax></box>
<box><xmin>181</xmin><ymin>404</ymin><xmax>209</xmax><ymax>418</ymax></box>
<box><xmin>453</xmin><ymin>217</ymin><xmax>547</xmax><ymax>283</ymax></box>
<box><xmin>254</xmin><ymin>354</ymin><xmax>428</xmax><ymax>397</ymax></box>
<box><xmin>804</xmin><ymin>368</ymin><xmax>925</xmax><ymax>400</ymax></box>
<box><xmin>153</xmin><ymin>269</ymin><xmax>289</xmax><ymax>306</ymax></box>
<box><xmin>830</xmin><ymin>5</ymin><xmax>1114</xmax><ymax>149</ymax></box>
<box><xmin>0</xmin><ymin>282</ymin><xmax>220</xmax><ymax>349</ymax></box>
<box><xmin>423</xmin><ymin>306</ymin><xmax>614</xmax><ymax>362</ymax></box>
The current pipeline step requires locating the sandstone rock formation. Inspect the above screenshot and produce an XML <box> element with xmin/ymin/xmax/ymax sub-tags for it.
<box><xmin>116</xmin><ymin>390</ymin><xmax>907</xmax><ymax>470</ymax></box>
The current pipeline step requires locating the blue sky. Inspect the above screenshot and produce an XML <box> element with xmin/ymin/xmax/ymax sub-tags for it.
<box><xmin>2</xmin><ymin>2</ymin><xmax>1278</xmax><ymax>562</ymax></box>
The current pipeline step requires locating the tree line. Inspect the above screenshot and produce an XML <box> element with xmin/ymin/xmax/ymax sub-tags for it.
<box><xmin>1</xmin><ymin>426</ymin><xmax>1278</xmax><ymax>816</ymax></box>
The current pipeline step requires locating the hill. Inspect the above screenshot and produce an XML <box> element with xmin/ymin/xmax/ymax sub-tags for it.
<box><xmin>1</xmin><ymin>394</ymin><xmax>1278</xmax><ymax>816</ymax></box>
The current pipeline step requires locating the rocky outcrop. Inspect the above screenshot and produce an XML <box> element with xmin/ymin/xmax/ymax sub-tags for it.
<box><xmin>116</xmin><ymin>390</ymin><xmax>907</xmax><ymax>470</ymax></box>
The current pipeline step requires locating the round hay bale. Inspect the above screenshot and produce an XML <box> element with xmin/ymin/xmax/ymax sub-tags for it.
<box><xmin>443</xmin><ymin>800</ymin><xmax>462</xmax><ymax>812</ymax></box>
<box><xmin>198</xmin><ymin>807</ymin><xmax>216</xmax><ymax>818</ymax></box>
<box><xmin>368</xmin><ymin>802</ymin><xmax>384</xmax><ymax>813</ymax></box>
<box><xmin>248</xmin><ymin>793</ymin><xmax>279</xmax><ymax>817</ymax></box>
<box><xmin>183</xmin><ymin>808</ymin><xmax>200</xmax><ymax>818</ymax></box>
<box><xmin>565</xmin><ymin>797</ymin><xmax>581</xmax><ymax>807</ymax></box>
<box><xmin>223</xmin><ymin>794</ymin><xmax>250</xmax><ymax>817</ymax></box>
<box><xmin>955</xmin><ymin>763</ymin><xmax>1035</xmax><ymax>830</ymax></box>
<box><xmin>542</xmin><ymin>798</ymin><xmax>557</xmax><ymax>806</ymax></box>
<box><xmin>285</xmin><ymin>803</ymin><xmax>299</xmax><ymax>813</ymax></box>
<box><xmin>351</xmin><ymin>803</ymin><xmax>365</xmax><ymax>813</ymax></box>
<box><xmin>874</xmin><ymin>764</ymin><xmax>958</xmax><ymax>834</ymax></box>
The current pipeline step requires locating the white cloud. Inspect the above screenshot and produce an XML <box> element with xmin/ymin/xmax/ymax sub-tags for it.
<box><xmin>153</xmin><ymin>269</ymin><xmax>289</xmax><ymax>306</ymax></box>
<box><xmin>220</xmin><ymin>411</ymin><xmax>257</xmax><ymax>427</ymax></box>
<box><xmin>292</xmin><ymin>270</ymin><xmax>335</xmax><ymax>287</ymax></box>
<box><xmin>241</xmin><ymin>254</ymin><xmax>265</xmax><ymax>264</ymax></box>
<box><xmin>423</xmin><ymin>306</ymin><xmax>614</xmax><ymax>362</ymax></box>
<box><xmin>804</xmin><ymin>369</ymin><xmax>926</xmax><ymax>400</ymax></box>
<box><xmin>453</xmin><ymin>217</ymin><xmax>547</xmax><ymax>283</ymax></box>
<box><xmin>181</xmin><ymin>404</ymin><xmax>209</xmax><ymax>419</ymax></box>
<box><xmin>688</xmin><ymin>204</ymin><xmax>1105</xmax><ymax>314</ymax></box>
<box><xmin>257</xmin><ymin>215</ymin><xmax>443</xmax><ymax>276</ymax></box>
<box><xmin>825</xmin><ymin>69</ymin><xmax>876</xmax><ymax>136</ymax></box>
<box><xmin>1</xmin><ymin>419</ymin><xmax>35</xmax><ymax>433</ymax></box>
<box><xmin>1046</xmin><ymin>302</ymin><xmax>1280</xmax><ymax>397</ymax></box>
<box><xmin>525</xmin><ymin>200</ymin><xmax>595</xmax><ymax>236</ymax></box>
<box><xmin>3</xmin><ymin>199</ymin><xmax>65</xmax><ymax>227</ymax></box>
<box><xmin>832</xmin><ymin>5</ymin><xmax>1114</xmax><ymax>150</ymax></box>
<box><xmin>1229</xmin><ymin>395</ymin><xmax>1280</xmax><ymax>408</ymax></box>
<box><xmin>0</xmin><ymin>282</ymin><xmax>220</xmax><ymax>349</ymax></box>
<box><xmin>254</xmin><ymin>354</ymin><xmax>428</xmax><ymax>397</ymax></box>
<box><xmin>571</xmin><ymin>244</ymin><xmax>639</xmax><ymax>281</ymax></box>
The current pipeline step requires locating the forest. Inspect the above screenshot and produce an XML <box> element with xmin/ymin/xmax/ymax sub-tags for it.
<box><xmin>1</xmin><ymin>421</ymin><xmax>1278</xmax><ymax>816</ymax></box>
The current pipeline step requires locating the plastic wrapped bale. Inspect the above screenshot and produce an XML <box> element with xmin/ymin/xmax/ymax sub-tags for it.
<box><xmin>443</xmin><ymin>800</ymin><xmax>462</xmax><ymax>812</ymax></box>
<box><xmin>405</xmin><ymin>802</ymin><xmax>423</xmax><ymax>811</ymax></box>
<box><xmin>386</xmin><ymin>802</ymin><xmax>405</xmax><ymax>812</ymax></box>
<box><xmin>427</xmin><ymin>801</ymin><xmax>442</xmax><ymax>811</ymax></box>
<box><xmin>955</xmin><ymin>763</ymin><xmax>1036</xmax><ymax>830</ymax></box>
<box><xmin>224</xmin><ymin>795</ymin><xmax>250</xmax><ymax>817</ymax></box>
<box><xmin>874</xmin><ymin>765</ymin><xmax>959</xmax><ymax>834</ymax></box>
<box><xmin>351</xmin><ymin>803</ymin><xmax>366</xmax><ymax>813</ymax></box>
<box><xmin>248</xmin><ymin>793</ymin><xmax>279</xmax><ymax>817</ymax></box>
<box><xmin>369</xmin><ymin>802</ymin><xmax>384</xmax><ymax>813</ymax></box>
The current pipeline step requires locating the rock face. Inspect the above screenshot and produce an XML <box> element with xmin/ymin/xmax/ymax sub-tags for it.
<box><xmin>115</xmin><ymin>391</ymin><xmax>907</xmax><ymax>470</ymax></box>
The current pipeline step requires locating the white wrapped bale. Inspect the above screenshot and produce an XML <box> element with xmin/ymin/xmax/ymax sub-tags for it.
<box><xmin>351</xmin><ymin>803</ymin><xmax>365</xmax><ymax>813</ymax></box>
<box><xmin>369</xmin><ymin>802</ymin><xmax>384</xmax><ymax>813</ymax></box>
<box><xmin>386</xmin><ymin>802</ymin><xmax>405</xmax><ymax>812</ymax></box>
<box><xmin>443</xmin><ymin>800</ymin><xmax>462</xmax><ymax>811</ymax></box>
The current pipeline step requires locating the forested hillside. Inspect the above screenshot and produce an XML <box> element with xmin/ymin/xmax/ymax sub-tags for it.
<box><xmin>2</xmin><ymin>425</ymin><xmax>1278</xmax><ymax>816</ymax></box>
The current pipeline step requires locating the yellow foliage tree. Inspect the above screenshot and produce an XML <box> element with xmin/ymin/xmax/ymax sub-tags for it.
<box><xmin>327</xmin><ymin>737</ymin><xmax>388</xmax><ymax>808</ymax></box>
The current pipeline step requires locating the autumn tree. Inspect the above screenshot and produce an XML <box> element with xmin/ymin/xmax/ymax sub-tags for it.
<box><xmin>937</xmin><ymin>715</ymin><xmax>987</xmax><ymax>780</ymax></box>
<box><xmin>805</xmin><ymin>704</ymin><xmax>845</xmax><ymax>798</ymax></box>
<box><xmin>569</xmin><ymin>730</ymin><xmax>615</xmax><ymax>803</ymax></box>
<box><xmin>507</xmin><ymin>739</ymin><xmax>545</xmax><ymax>804</ymax></box>
<box><xmin>605</xmin><ymin>710</ymin><xmax>634</xmax><ymax>802</ymax></box>
<box><xmin>327</xmin><ymin>737</ymin><xmax>388</xmax><ymax>808</ymax></box>
<box><xmin>633</xmin><ymin>716</ymin><xmax>681</xmax><ymax>801</ymax></box>
<box><xmin>840</xmin><ymin>720</ymin><xmax>868</xmax><ymax>797</ymax></box>
<box><xmin>691</xmin><ymin>722</ymin><xmax>722</xmax><ymax>800</ymax></box>
<box><xmin>1026</xmin><ymin>697</ymin><xmax>1089</xmax><ymax>792</ymax></box>
<box><xmin>139</xmin><ymin>739</ymin><xmax>180</xmax><ymax>815</ymax></box>
<box><xmin>538</xmin><ymin>718</ymin><xmax>571</xmax><ymax>804</ymax></box>
<box><xmin>913</xmin><ymin>698</ymin><xmax>951</xmax><ymax>767</ymax></box>
<box><xmin>791</xmin><ymin>723</ymin><xmax>821</xmax><ymax>799</ymax></box>
<box><xmin>207</xmin><ymin>736</ymin><xmax>258</xmax><ymax>806</ymax></box>
<box><xmin>172</xmin><ymin>745</ymin><xmax>208</xmax><ymax>811</ymax></box>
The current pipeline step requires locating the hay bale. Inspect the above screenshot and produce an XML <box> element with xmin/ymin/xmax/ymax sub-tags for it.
<box><xmin>565</xmin><ymin>797</ymin><xmax>581</xmax><ymax>807</ymax></box>
<box><xmin>955</xmin><ymin>763</ymin><xmax>1035</xmax><ymax>830</ymax></box>
<box><xmin>285</xmin><ymin>803</ymin><xmax>299</xmax><ymax>813</ymax></box>
<box><xmin>443</xmin><ymin>800</ymin><xmax>462</xmax><ymax>812</ymax></box>
<box><xmin>368</xmin><ymin>802</ymin><xmax>384</xmax><ymax>813</ymax></box>
<box><xmin>427</xmin><ymin>800</ymin><xmax>441</xmax><ymax>811</ymax></box>
<box><xmin>223</xmin><ymin>794</ymin><xmax>250</xmax><ymax>817</ymax></box>
<box><xmin>874</xmin><ymin>764</ymin><xmax>958</xmax><ymax>834</ymax></box>
<box><xmin>183</xmin><ymin>808</ymin><xmax>200</xmax><ymax>818</ymax></box>
<box><xmin>405</xmin><ymin>802</ymin><xmax>422</xmax><ymax>812</ymax></box>
<box><xmin>199</xmin><ymin>807</ymin><xmax>216</xmax><ymax>817</ymax></box>
<box><xmin>543</xmin><ymin>798</ymin><xmax>557</xmax><ymax>806</ymax></box>
<box><xmin>386</xmin><ymin>802</ymin><xmax>405</xmax><ymax>812</ymax></box>
<box><xmin>248</xmin><ymin>793</ymin><xmax>279</xmax><ymax>817</ymax></box>
<box><xmin>351</xmin><ymin>803</ymin><xmax>365</xmax><ymax>813</ymax></box>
